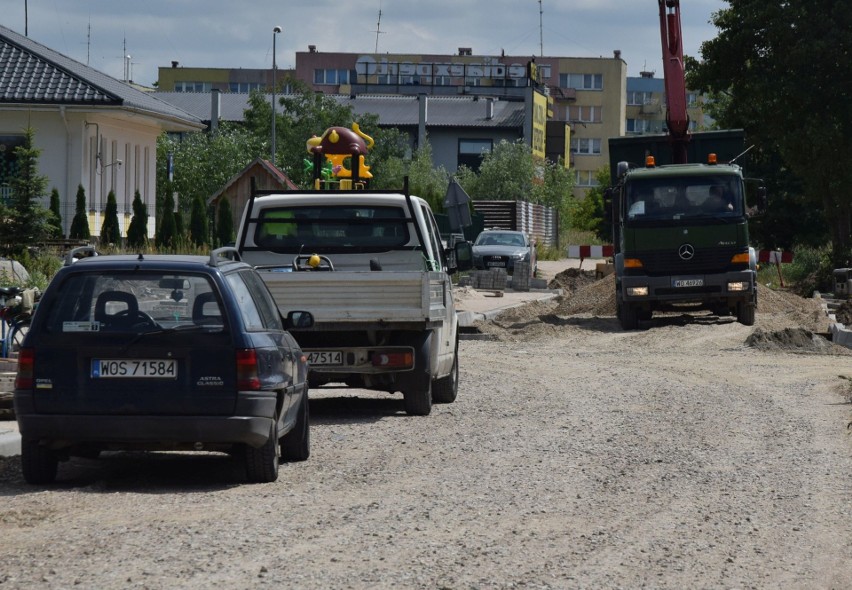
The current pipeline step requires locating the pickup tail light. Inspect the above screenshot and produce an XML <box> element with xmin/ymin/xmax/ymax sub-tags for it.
<box><xmin>236</xmin><ymin>349</ymin><xmax>261</xmax><ymax>391</ymax></box>
<box><xmin>371</xmin><ymin>351</ymin><xmax>414</xmax><ymax>368</ymax></box>
<box><xmin>15</xmin><ymin>347</ymin><xmax>35</xmax><ymax>390</ymax></box>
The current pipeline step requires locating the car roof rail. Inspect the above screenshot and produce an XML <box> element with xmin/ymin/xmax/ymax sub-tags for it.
<box><xmin>209</xmin><ymin>246</ymin><xmax>242</xmax><ymax>267</ymax></box>
<box><xmin>65</xmin><ymin>245</ymin><xmax>99</xmax><ymax>266</ymax></box>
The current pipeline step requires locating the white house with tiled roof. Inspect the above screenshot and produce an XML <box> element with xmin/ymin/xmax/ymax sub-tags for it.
<box><xmin>0</xmin><ymin>25</ymin><xmax>203</xmax><ymax>239</ymax></box>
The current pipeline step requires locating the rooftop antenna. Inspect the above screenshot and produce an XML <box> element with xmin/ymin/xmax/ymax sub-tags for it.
<box><xmin>539</xmin><ymin>0</ymin><xmax>544</xmax><ymax>56</ymax></box>
<box><xmin>86</xmin><ymin>20</ymin><xmax>91</xmax><ymax>65</ymax></box>
<box><xmin>373</xmin><ymin>0</ymin><xmax>385</xmax><ymax>53</ymax></box>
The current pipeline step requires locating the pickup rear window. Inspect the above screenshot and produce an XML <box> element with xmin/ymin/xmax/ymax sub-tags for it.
<box><xmin>255</xmin><ymin>205</ymin><xmax>410</xmax><ymax>253</ymax></box>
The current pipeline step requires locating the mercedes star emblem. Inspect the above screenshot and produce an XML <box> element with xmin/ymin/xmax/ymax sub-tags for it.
<box><xmin>678</xmin><ymin>243</ymin><xmax>695</xmax><ymax>260</ymax></box>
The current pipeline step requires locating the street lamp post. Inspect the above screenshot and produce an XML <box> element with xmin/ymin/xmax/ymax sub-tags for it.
<box><xmin>271</xmin><ymin>26</ymin><xmax>282</xmax><ymax>166</ymax></box>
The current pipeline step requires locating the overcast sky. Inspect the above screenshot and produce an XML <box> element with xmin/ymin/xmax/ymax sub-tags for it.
<box><xmin>6</xmin><ymin>0</ymin><xmax>727</xmax><ymax>87</ymax></box>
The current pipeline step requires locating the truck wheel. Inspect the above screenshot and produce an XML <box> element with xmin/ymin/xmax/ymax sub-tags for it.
<box><xmin>432</xmin><ymin>346</ymin><xmax>459</xmax><ymax>404</ymax></box>
<box><xmin>21</xmin><ymin>439</ymin><xmax>58</xmax><ymax>485</ymax></box>
<box><xmin>618</xmin><ymin>295</ymin><xmax>639</xmax><ymax>330</ymax></box>
<box><xmin>737</xmin><ymin>299</ymin><xmax>756</xmax><ymax>326</ymax></box>
<box><xmin>403</xmin><ymin>382</ymin><xmax>432</xmax><ymax>416</ymax></box>
<box><xmin>245</xmin><ymin>418</ymin><xmax>280</xmax><ymax>483</ymax></box>
<box><xmin>280</xmin><ymin>390</ymin><xmax>310</xmax><ymax>462</ymax></box>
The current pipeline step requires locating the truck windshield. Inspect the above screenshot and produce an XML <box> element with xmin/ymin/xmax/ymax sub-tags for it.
<box><xmin>255</xmin><ymin>205</ymin><xmax>410</xmax><ymax>253</ymax></box>
<box><xmin>626</xmin><ymin>176</ymin><xmax>743</xmax><ymax>222</ymax></box>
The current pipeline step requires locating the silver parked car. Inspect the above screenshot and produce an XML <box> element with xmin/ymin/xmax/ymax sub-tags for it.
<box><xmin>471</xmin><ymin>229</ymin><xmax>537</xmax><ymax>275</ymax></box>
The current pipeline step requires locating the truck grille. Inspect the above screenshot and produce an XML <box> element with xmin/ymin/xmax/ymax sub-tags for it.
<box><xmin>632</xmin><ymin>246</ymin><xmax>743</xmax><ymax>276</ymax></box>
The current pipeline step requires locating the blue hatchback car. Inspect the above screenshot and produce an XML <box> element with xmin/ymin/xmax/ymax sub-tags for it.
<box><xmin>14</xmin><ymin>247</ymin><xmax>313</xmax><ymax>484</ymax></box>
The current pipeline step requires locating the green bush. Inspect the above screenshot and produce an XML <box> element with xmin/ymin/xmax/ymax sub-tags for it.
<box><xmin>762</xmin><ymin>245</ymin><xmax>834</xmax><ymax>296</ymax></box>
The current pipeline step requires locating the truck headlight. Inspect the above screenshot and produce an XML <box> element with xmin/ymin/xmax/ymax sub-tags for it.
<box><xmin>627</xmin><ymin>286</ymin><xmax>649</xmax><ymax>296</ymax></box>
<box><xmin>727</xmin><ymin>281</ymin><xmax>749</xmax><ymax>292</ymax></box>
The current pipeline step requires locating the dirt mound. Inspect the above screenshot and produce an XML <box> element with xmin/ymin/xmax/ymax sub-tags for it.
<box><xmin>475</xmin><ymin>268</ymin><xmax>838</xmax><ymax>346</ymax></box>
<box><xmin>547</xmin><ymin>268</ymin><xmax>598</xmax><ymax>293</ymax></box>
<box><xmin>745</xmin><ymin>327</ymin><xmax>834</xmax><ymax>353</ymax></box>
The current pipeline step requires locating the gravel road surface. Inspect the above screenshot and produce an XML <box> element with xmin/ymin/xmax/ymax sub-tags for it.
<box><xmin>0</xmin><ymin>267</ymin><xmax>850</xmax><ymax>589</ymax></box>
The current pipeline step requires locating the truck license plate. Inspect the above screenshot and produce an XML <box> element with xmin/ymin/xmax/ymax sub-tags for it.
<box><xmin>673</xmin><ymin>278</ymin><xmax>704</xmax><ymax>288</ymax></box>
<box><xmin>307</xmin><ymin>351</ymin><xmax>344</xmax><ymax>366</ymax></box>
<box><xmin>92</xmin><ymin>359</ymin><xmax>177</xmax><ymax>379</ymax></box>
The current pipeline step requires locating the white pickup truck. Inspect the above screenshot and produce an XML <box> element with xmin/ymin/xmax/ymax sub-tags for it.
<box><xmin>235</xmin><ymin>187</ymin><xmax>472</xmax><ymax>416</ymax></box>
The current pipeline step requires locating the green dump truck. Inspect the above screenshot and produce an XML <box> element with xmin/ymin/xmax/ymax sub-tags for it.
<box><xmin>606</xmin><ymin>130</ymin><xmax>766</xmax><ymax>329</ymax></box>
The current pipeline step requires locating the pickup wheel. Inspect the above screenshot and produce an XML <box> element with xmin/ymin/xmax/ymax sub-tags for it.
<box><xmin>403</xmin><ymin>382</ymin><xmax>432</xmax><ymax>416</ymax></box>
<box><xmin>21</xmin><ymin>438</ymin><xmax>58</xmax><ymax>485</ymax></box>
<box><xmin>432</xmin><ymin>345</ymin><xmax>459</xmax><ymax>404</ymax></box>
<box><xmin>245</xmin><ymin>418</ymin><xmax>280</xmax><ymax>483</ymax></box>
<box><xmin>280</xmin><ymin>389</ymin><xmax>310</xmax><ymax>462</ymax></box>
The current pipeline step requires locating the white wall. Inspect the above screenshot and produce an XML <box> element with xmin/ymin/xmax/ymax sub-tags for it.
<box><xmin>0</xmin><ymin>108</ymin><xmax>161</xmax><ymax>239</ymax></box>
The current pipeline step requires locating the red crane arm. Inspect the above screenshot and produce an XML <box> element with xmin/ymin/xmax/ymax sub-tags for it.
<box><xmin>658</xmin><ymin>0</ymin><xmax>690</xmax><ymax>163</ymax></box>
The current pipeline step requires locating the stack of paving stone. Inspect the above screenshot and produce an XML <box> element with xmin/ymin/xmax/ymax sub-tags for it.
<box><xmin>512</xmin><ymin>261</ymin><xmax>531</xmax><ymax>291</ymax></box>
<box><xmin>472</xmin><ymin>268</ymin><xmax>508</xmax><ymax>291</ymax></box>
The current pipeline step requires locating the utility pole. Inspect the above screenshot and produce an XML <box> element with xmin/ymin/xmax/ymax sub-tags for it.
<box><xmin>539</xmin><ymin>0</ymin><xmax>544</xmax><ymax>56</ymax></box>
<box><xmin>271</xmin><ymin>26</ymin><xmax>282</xmax><ymax>166</ymax></box>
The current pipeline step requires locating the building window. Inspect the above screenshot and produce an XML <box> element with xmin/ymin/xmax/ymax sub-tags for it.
<box><xmin>229</xmin><ymin>82</ymin><xmax>263</xmax><ymax>93</ymax></box>
<box><xmin>570</xmin><ymin>138</ymin><xmax>601</xmax><ymax>155</ymax></box>
<box><xmin>174</xmin><ymin>81</ymin><xmax>212</xmax><ymax>92</ymax></box>
<box><xmin>559</xmin><ymin>73</ymin><xmax>602</xmax><ymax>90</ymax></box>
<box><xmin>627</xmin><ymin>91</ymin><xmax>654</xmax><ymax>105</ymax></box>
<box><xmin>575</xmin><ymin>170</ymin><xmax>600</xmax><ymax>187</ymax></box>
<box><xmin>457</xmin><ymin>139</ymin><xmax>493</xmax><ymax>170</ymax></box>
<box><xmin>626</xmin><ymin>119</ymin><xmax>655</xmax><ymax>134</ymax></box>
<box><xmin>313</xmin><ymin>69</ymin><xmax>355</xmax><ymax>85</ymax></box>
<box><xmin>567</xmin><ymin>105</ymin><xmax>602</xmax><ymax>123</ymax></box>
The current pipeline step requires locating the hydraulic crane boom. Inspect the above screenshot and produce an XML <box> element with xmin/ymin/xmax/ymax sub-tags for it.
<box><xmin>659</xmin><ymin>0</ymin><xmax>690</xmax><ymax>163</ymax></box>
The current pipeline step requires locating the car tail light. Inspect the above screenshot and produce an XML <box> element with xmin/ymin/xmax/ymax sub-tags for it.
<box><xmin>15</xmin><ymin>347</ymin><xmax>34</xmax><ymax>390</ymax></box>
<box><xmin>236</xmin><ymin>349</ymin><xmax>261</xmax><ymax>390</ymax></box>
<box><xmin>371</xmin><ymin>351</ymin><xmax>414</xmax><ymax>368</ymax></box>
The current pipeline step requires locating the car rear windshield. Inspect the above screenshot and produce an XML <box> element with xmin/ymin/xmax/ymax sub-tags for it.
<box><xmin>42</xmin><ymin>272</ymin><xmax>225</xmax><ymax>334</ymax></box>
<box><xmin>254</xmin><ymin>205</ymin><xmax>410</xmax><ymax>253</ymax></box>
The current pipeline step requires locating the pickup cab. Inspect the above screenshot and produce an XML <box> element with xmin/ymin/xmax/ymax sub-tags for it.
<box><xmin>236</xmin><ymin>186</ymin><xmax>472</xmax><ymax>415</ymax></box>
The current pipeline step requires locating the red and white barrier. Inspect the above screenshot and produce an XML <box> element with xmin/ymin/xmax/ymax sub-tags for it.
<box><xmin>757</xmin><ymin>250</ymin><xmax>794</xmax><ymax>264</ymax></box>
<box><xmin>566</xmin><ymin>245</ymin><xmax>614</xmax><ymax>259</ymax></box>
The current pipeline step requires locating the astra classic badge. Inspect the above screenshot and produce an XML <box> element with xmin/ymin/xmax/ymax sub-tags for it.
<box><xmin>678</xmin><ymin>243</ymin><xmax>695</xmax><ymax>260</ymax></box>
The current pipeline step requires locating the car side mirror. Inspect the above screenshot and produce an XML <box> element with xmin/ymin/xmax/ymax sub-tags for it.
<box><xmin>452</xmin><ymin>241</ymin><xmax>473</xmax><ymax>273</ymax></box>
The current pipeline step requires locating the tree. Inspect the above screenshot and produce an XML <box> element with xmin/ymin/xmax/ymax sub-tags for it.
<box><xmin>216</xmin><ymin>198</ymin><xmax>235</xmax><ymax>246</ymax></box>
<box><xmin>457</xmin><ymin>140</ymin><xmax>535</xmax><ymax>202</ymax></box>
<box><xmin>156</xmin><ymin>123</ymin><xmax>263</xmax><ymax>223</ymax></box>
<box><xmin>126</xmin><ymin>190</ymin><xmax>149</xmax><ymax>248</ymax></box>
<box><xmin>69</xmin><ymin>184</ymin><xmax>91</xmax><ymax>240</ymax></box>
<box><xmin>407</xmin><ymin>141</ymin><xmax>450</xmax><ymax>212</ymax></box>
<box><xmin>687</xmin><ymin>0</ymin><xmax>852</xmax><ymax>266</ymax></box>
<box><xmin>1</xmin><ymin>127</ymin><xmax>51</xmax><ymax>256</ymax></box>
<box><xmin>100</xmin><ymin>190</ymin><xmax>121</xmax><ymax>246</ymax></box>
<box><xmin>189</xmin><ymin>194</ymin><xmax>209</xmax><ymax>247</ymax></box>
<box><xmin>572</xmin><ymin>166</ymin><xmax>612</xmax><ymax>242</ymax></box>
<box><xmin>158</xmin><ymin>191</ymin><xmax>178</xmax><ymax>250</ymax></box>
<box><xmin>244</xmin><ymin>78</ymin><xmax>358</xmax><ymax>187</ymax></box>
<box><xmin>48</xmin><ymin>188</ymin><xmax>63</xmax><ymax>238</ymax></box>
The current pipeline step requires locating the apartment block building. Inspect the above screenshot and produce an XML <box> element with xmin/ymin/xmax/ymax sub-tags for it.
<box><xmin>157</xmin><ymin>50</ymin><xmax>705</xmax><ymax>198</ymax></box>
